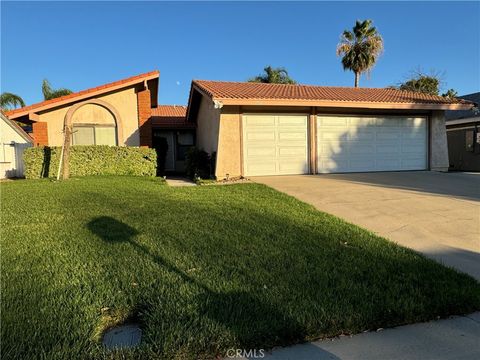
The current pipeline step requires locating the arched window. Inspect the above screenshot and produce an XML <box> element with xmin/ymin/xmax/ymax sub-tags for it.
<box><xmin>65</xmin><ymin>100</ymin><xmax>123</xmax><ymax>146</ymax></box>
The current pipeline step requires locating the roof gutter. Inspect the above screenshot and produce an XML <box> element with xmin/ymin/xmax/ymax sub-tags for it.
<box><xmin>213</xmin><ymin>98</ymin><xmax>474</xmax><ymax>110</ymax></box>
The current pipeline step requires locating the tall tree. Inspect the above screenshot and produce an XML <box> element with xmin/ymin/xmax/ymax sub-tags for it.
<box><xmin>0</xmin><ymin>92</ymin><xmax>25</xmax><ymax>110</ymax></box>
<box><xmin>248</xmin><ymin>66</ymin><xmax>296</xmax><ymax>84</ymax></box>
<box><xmin>398</xmin><ymin>74</ymin><xmax>440</xmax><ymax>95</ymax></box>
<box><xmin>42</xmin><ymin>79</ymin><xmax>73</xmax><ymax>100</ymax></box>
<box><xmin>336</xmin><ymin>20</ymin><xmax>384</xmax><ymax>87</ymax></box>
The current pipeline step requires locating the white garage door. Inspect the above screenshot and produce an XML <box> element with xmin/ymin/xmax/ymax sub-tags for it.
<box><xmin>317</xmin><ymin>115</ymin><xmax>427</xmax><ymax>173</ymax></box>
<box><xmin>243</xmin><ymin>114</ymin><xmax>308</xmax><ymax>176</ymax></box>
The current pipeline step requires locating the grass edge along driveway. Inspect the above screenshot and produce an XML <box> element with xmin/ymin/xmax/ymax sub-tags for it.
<box><xmin>1</xmin><ymin>176</ymin><xmax>479</xmax><ymax>360</ymax></box>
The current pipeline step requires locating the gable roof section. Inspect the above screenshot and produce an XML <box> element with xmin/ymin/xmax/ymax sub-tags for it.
<box><xmin>6</xmin><ymin>70</ymin><xmax>160</xmax><ymax>120</ymax></box>
<box><xmin>191</xmin><ymin>80</ymin><xmax>474</xmax><ymax>110</ymax></box>
<box><xmin>151</xmin><ymin>105</ymin><xmax>193</xmax><ymax>128</ymax></box>
<box><xmin>1</xmin><ymin>111</ymin><xmax>33</xmax><ymax>143</ymax></box>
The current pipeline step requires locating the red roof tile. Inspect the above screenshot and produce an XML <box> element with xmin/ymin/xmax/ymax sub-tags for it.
<box><xmin>6</xmin><ymin>70</ymin><xmax>159</xmax><ymax>118</ymax></box>
<box><xmin>151</xmin><ymin>105</ymin><xmax>187</xmax><ymax>117</ymax></box>
<box><xmin>192</xmin><ymin>80</ymin><xmax>473</xmax><ymax>108</ymax></box>
<box><xmin>151</xmin><ymin>105</ymin><xmax>193</xmax><ymax>128</ymax></box>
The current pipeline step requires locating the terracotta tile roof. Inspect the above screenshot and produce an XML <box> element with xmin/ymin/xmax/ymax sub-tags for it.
<box><xmin>151</xmin><ymin>105</ymin><xmax>187</xmax><ymax>117</ymax></box>
<box><xmin>6</xmin><ymin>70</ymin><xmax>159</xmax><ymax>118</ymax></box>
<box><xmin>192</xmin><ymin>80</ymin><xmax>474</xmax><ymax>109</ymax></box>
<box><xmin>151</xmin><ymin>105</ymin><xmax>193</xmax><ymax>128</ymax></box>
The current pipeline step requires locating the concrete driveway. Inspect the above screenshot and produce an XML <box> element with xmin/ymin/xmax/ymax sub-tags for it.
<box><xmin>254</xmin><ymin>171</ymin><xmax>480</xmax><ymax>280</ymax></box>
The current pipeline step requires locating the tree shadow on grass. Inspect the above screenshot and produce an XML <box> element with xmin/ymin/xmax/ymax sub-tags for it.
<box><xmin>81</xmin><ymin>187</ymin><xmax>480</xmax><ymax>358</ymax></box>
<box><xmin>87</xmin><ymin>216</ymin><xmax>331</xmax><ymax>358</ymax></box>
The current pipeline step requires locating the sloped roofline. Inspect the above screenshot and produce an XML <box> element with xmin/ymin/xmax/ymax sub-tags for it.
<box><xmin>6</xmin><ymin>70</ymin><xmax>160</xmax><ymax>120</ymax></box>
<box><xmin>1</xmin><ymin>111</ymin><xmax>33</xmax><ymax>143</ymax></box>
<box><xmin>190</xmin><ymin>80</ymin><xmax>475</xmax><ymax>111</ymax></box>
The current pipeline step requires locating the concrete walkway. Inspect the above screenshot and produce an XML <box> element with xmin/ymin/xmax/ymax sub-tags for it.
<box><xmin>165</xmin><ymin>176</ymin><xmax>196</xmax><ymax>187</ymax></box>
<box><xmin>254</xmin><ymin>171</ymin><xmax>480</xmax><ymax>281</ymax></box>
<box><xmin>252</xmin><ymin>312</ymin><xmax>480</xmax><ymax>360</ymax></box>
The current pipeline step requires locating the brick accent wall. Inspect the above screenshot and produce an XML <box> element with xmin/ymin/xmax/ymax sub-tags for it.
<box><xmin>137</xmin><ymin>89</ymin><xmax>152</xmax><ymax>147</ymax></box>
<box><xmin>32</xmin><ymin>122</ymin><xmax>49</xmax><ymax>146</ymax></box>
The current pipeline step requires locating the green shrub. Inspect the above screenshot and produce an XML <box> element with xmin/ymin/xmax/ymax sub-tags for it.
<box><xmin>185</xmin><ymin>147</ymin><xmax>215</xmax><ymax>179</ymax></box>
<box><xmin>23</xmin><ymin>146</ymin><xmax>157</xmax><ymax>179</ymax></box>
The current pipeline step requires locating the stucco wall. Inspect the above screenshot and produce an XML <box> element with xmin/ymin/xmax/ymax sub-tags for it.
<box><xmin>71</xmin><ymin>104</ymin><xmax>116</xmax><ymax>125</ymax></box>
<box><xmin>195</xmin><ymin>95</ymin><xmax>220</xmax><ymax>154</ymax></box>
<box><xmin>430</xmin><ymin>110</ymin><xmax>449</xmax><ymax>171</ymax></box>
<box><xmin>1</xmin><ymin>117</ymin><xmax>32</xmax><ymax>178</ymax></box>
<box><xmin>216</xmin><ymin>106</ymin><xmax>242</xmax><ymax>179</ymax></box>
<box><xmin>38</xmin><ymin>86</ymin><xmax>140</xmax><ymax>146</ymax></box>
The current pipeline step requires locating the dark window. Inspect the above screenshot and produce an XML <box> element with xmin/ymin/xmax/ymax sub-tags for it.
<box><xmin>176</xmin><ymin>132</ymin><xmax>194</xmax><ymax>161</ymax></box>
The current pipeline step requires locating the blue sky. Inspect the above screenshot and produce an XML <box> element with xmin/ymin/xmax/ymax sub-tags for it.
<box><xmin>2</xmin><ymin>1</ymin><xmax>479</xmax><ymax>106</ymax></box>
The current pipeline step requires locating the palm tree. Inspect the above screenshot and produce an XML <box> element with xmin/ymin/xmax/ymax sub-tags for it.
<box><xmin>0</xmin><ymin>92</ymin><xmax>26</xmax><ymax>110</ymax></box>
<box><xmin>248</xmin><ymin>66</ymin><xmax>296</xmax><ymax>84</ymax></box>
<box><xmin>42</xmin><ymin>79</ymin><xmax>73</xmax><ymax>100</ymax></box>
<box><xmin>336</xmin><ymin>20</ymin><xmax>384</xmax><ymax>87</ymax></box>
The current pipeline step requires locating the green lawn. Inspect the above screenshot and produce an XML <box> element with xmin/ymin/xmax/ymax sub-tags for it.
<box><xmin>1</xmin><ymin>176</ymin><xmax>479</xmax><ymax>359</ymax></box>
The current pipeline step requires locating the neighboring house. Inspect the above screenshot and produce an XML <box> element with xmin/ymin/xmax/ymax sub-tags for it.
<box><xmin>1</xmin><ymin>111</ymin><xmax>32</xmax><ymax>178</ymax></box>
<box><xmin>151</xmin><ymin>105</ymin><xmax>194</xmax><ymax>172</ymax></box>
<box><xmin>186</xmin><ymin>81</ymin><xmax>474</xmax><ymax>178</ymax></box>
<box><xmin>5</xmin><ymin>71</ymin><xmax>160</xmax><ymax>148</ymax></box>
<box><xmin>445</xmin><ymin>92</ymin><xmax>480</xmax><ymax>172</ymax></box>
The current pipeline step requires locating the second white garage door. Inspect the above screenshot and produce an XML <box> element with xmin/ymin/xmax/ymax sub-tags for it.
<box><xmin>243</xmin><ymin>114</ymin><xmax>308</xmax><ymax>176</ymax></box>
<box><xmin>317</xmin><ymin>115</ymin><xmax>427</xmax><ymax>173</ymax></box>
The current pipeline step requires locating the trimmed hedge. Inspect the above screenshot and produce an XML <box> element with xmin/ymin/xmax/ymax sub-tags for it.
<box><xmin>23</xmin><ymin>146</ymin><xmax>157</xmax><ymax>179</ymax></box>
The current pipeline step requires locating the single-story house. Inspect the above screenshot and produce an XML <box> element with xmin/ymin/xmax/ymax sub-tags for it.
<box><xmin>445</xmin><ymin>92</ymin><xmax>480</xmax><ymax>172</ymax></box>
<box><xmin>1</xmin><ymin>111</ymin><xmax>32</xmax><ymax>178</ymax></box>
<box><xmin>186</xmin><ymin>81</ymin><xmax>474</xmax><ymax>178</ymax></box>
<box><xmin>5</xmin><ymin>71</ymin><xmax>161</xmax><ymax>148</ymax></box>
<box><xmin>5</xmin><ymin>70</ymin><xmax>475</xmax><ymax>179</ymax></box>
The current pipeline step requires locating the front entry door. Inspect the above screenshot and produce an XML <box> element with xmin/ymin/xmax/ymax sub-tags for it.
<box><xmin>153</xmin><ymin>130</ymin><xmax>175</xmax><ymax>173</ymax></box>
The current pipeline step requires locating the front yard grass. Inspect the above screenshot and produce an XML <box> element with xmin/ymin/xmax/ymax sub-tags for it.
<box><xmin>1</xmin><ymin>176</ymin><xmax>479</xmax><ymax>359</ymax></box>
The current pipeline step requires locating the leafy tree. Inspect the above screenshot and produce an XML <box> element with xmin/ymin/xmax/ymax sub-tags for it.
<box><xmin>442</xmin><ymin>89</ymin><xmax>458</xmax><ymax>99</ymax></box>
<box><xmin>336</xmin><ymin>19</ymin><xmax>384</xmax><ymax>87</ymax></box>
<box><xmin>395</xmin><ymin>70</ymin><xmax>457</xmax><ymax>98</ymax></box>
<box><xmin>0</xmin><ymin>92</ymin><xmax>25</xmax><ymax>110</ymax></box>
<box><xmin>42</xmin><ymin>79</ymin><xmax>73</xmax><ymax>100</ymax></box>
<box><xmin>248</xmin><ymin>66</ymin><xmax>296</xmax><ymax>84</ymax></box>
<box><xmin>398</xmin><ymin>74</ymin><xmax>440</xmax><ymax>95</ymax></box>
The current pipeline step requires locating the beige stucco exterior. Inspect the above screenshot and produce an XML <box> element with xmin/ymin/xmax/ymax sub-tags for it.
<box><xmin>38</xmin><ymin>86</ymin><xmax>140</xmax><ymax>146</ymax></box>
<box><xmin>216</xmin><ymin>106</ymin><xmax>242</xmax><ymax>179</ymax></box>
<box><xmin>195</xmin><ymin>95</ymin><xmax>221</xmax><ymax>154</ymax></box>
<box><xmin>71</xmin><ymin>103</ymin><xmax>116</xmax><ymax>126</ymax></box>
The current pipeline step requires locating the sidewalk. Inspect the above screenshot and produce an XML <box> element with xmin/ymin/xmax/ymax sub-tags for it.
<box><xmin>247</xmin><ymin>312</ymin><xmax>480</xmax><ymax>360</ymax></box>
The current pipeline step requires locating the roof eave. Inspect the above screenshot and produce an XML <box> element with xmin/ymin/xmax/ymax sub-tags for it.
<box><xmin>214</xmin><ymin>98</ymin><xmax>473</xmax><ymax>110</ymax></box>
